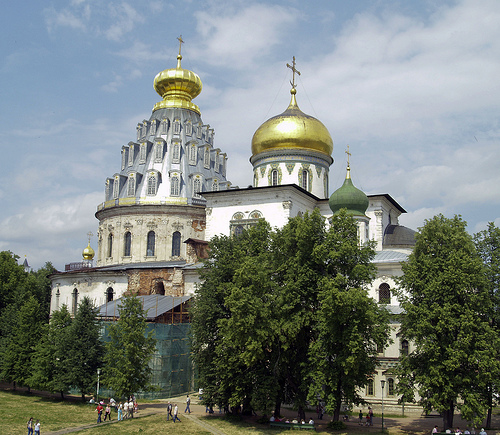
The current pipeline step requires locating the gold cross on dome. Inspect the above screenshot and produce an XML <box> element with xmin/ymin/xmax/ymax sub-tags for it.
<box><xmin>177</xmin><ymin>35</ymin><xmax>184</xmax><ymax>56</ymax></box>
<box><xmin>286</xmin><ymin>56</ymin><xmax>301</xmax><ymax>89</ymax></box>
<box><xmin>345</xmin><ymin>145</ymin><xmax>351</xmax><ymax>166</ymax></box>
<box><xmin>87</xmin><ymin>231</ymin><xmax>94</xmax><ymax>243</ymax></box>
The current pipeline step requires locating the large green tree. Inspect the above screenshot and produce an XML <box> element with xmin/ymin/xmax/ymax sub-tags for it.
<box><xmin>395</xmin><ymin>214</ymin><xmax>500</xmax><ymax>429</ymax></box>
<box><xmin>67</xmin><ymin>297</ymin><xmax>104</xmax><ymax>400</ymax></box>
<box><xmin>474</xmin><ymin>222</ymin><xmax>500</xmax><ymax>428</ymax></box>
<box><xmin>103</xmin><ymin>295</ymin><xmax>157</xmax><ymax>399</ymax></box>
<box><xmin>30</xmin><ymin>305</ymin><xmax>74</xmax><ymax>397</ymax></box>
<box><xmin>308</xmin><ymin>211</ymin><xmax>389</xmax><ymax>421</ymax></box>
<box><xmin>192</xmin><ymin>209</ymin><xmax>389</xmax><ymax>421</ymax></box>
<box><xmin>1</xmin><ymin>296</ymin><xmax>45</xmax><ymax>389</ymax></box>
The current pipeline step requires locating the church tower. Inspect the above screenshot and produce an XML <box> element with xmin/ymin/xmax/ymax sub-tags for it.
<box><xmin>250</xmin><ymin>57</ymin><xmax>333</xmax><ymax>198</ymax></box>
<box><xmin>95</xmin><ymin>38</ymin><xmax>231</xmax><ymax>266</ymax></box>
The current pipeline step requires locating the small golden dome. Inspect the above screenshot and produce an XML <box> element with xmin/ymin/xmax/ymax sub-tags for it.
<box><xmin>153</xmin><ymin>53</ymin><xmax>202</xmax><ymax>114</ymax></box>
<box><xmin>251</xmin><ymin>88</ymin><xmax>333</xmax><ymax>157</ymax></box>
<box><xmin>82</xmin><ymin>243</ymin><xmax>95</xmax><ymax>261</ymax></box>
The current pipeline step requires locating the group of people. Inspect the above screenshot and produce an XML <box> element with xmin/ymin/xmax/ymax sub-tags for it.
<box><xmin>269</xmin><ymin>415</ymin><xmax>315</xmax><ymax>425</ymax></box>
<box><xmin>166</xmin><ymin>402</ymin><xmax>181</xmax><ymax>422</ymax></box>
<box><xmin>433</xmin><ymin>426</ymin><xmax>488</xmax><ymax>435</ymax></box>
<box><xmin>26</xmin><ymin>417</ymin><xmax>40</xmax><ymax>435</ymax></box>
<box><xmin>358</xmin><ymin>407</ymin><xmax>374</xmax><ymax>426</ymax></box>
<box><xmin>95</xmin><ymin>396</ymin><xmax>138</xmax><ymax>423</ymax></box>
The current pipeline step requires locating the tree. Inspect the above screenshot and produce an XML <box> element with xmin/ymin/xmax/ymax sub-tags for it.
<box><xmin>192</xmin><ymin>209</ymin><xmax>390</xmax><ymax>421</ymax></box>
<box><xmin>103</xmin><ymin>295</ymin><xmax>157</xmax><ymax>399</ymax></box>
<box><xmin>474</xmin><ymin>222</ymin><xmax>500</xmax><ymax>427</ymax></box>
<box><xmin>308</xmin><ymin>211</ymin><xmax>390</xmax><ymax>421</ymax></box>
<box><xmin>30</xmin><ymin>305</ymin><xmax>73</xmax><ymax>397</ymax></box>
<box><xmin>1</xmin><ymin>296</ymin><xmax>45</xmax><ymax>390</ymax></box>
<box><xmin>395</xmin><ymin>214</ymin><xmax>500</xmax><ymax>430</ymax></box>
<box><xmin>67</xmin><ymin>297</ymin><xmax>104</xmax><ymax>400</ymax></box>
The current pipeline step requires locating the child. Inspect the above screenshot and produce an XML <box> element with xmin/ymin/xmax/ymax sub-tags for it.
<box><xmin>358</xmin><ymin>410</ymin><xmax>363</xmax><ymax>425</ymax></box>
<box><xmin>365</xmin><ymin>413</ymin><xmax>370</xmax><ymax>426</ymax></box>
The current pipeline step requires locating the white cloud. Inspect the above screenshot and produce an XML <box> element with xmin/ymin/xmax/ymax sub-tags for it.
<box><xmin>192</xmin><ymin>3</ymin><xmax>299</xmax><ymax>69</ymax></box>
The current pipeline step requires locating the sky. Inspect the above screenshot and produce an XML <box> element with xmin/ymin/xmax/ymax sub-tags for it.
<box><xmin>1</xmin><ymin>0</ymin><xmax>499</xmax><ymax>271</ymax></box>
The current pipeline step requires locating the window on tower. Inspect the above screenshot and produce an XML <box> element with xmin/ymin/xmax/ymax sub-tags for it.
<box><xmin>204</xmin><ymin>146</ymin><xmax>210</xmax><ymax>169</ymax></box>
<box><xmin>193</xmin><ymin>177</ymin><xmax>202</xmax><ymax>198</ymax></box>
<box><xmin>170</xmin><ymin>175</ymin><xmax>180</xmax><ymax>196</ymax></box>
<box><xmin>124</xmin><ymin>231</ymin><xmax>131</xmax><ymax>257</ymax></box>
<box><xmin>107</xmin><ymin>234</ymin><xmax>113</xmax><ymax>258</ymax></box>
<box><xmin>172</xmin><ymin>141</ymin><xmax>181</xmax><ymax>163</ymax></box>
<box><xmin>301</xmin><ymin>170</ymin><xmax>308</xmax><ymax>190</ymax></box>
<box><xmin>272</xmin><ymin>169</ymin><xmax>278</xmax><ymax>186</ymax></box>
<box><xmin>172</xmin><ymin>231</ymin><xmax>181</xmax><ymax>256</ymax></box>
<box><xmin>189</xmin><ymin>143</ymin><xmax>197</xmax><ymax>165</ymax></box>
<box><xmin>127</xmin><ymin>175</ymin><xmax>136</xmax><ymax>197</ymax></box>
<box><xmin>212</xmin><ymin>179</ymin><xmax>219</xmax><ymax>191</ymax></box>
<box><xmin>146</xmin><ymin>231</ymin><xmax>155</xmax><ymax>257</ymax></box>
<box><xmin>379</xmin><ymin>283</ymin><xmax>391</xmax><ymax>304</ymax></box>
<box><xmin>147</xmin><ymin>173</ymin><xmax>157</xmax><ymax>195</ymax></box>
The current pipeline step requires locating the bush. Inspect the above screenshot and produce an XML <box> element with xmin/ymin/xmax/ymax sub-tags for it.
<box><xmin>327</xmin><ymin>420</ymin><xmax>347</xmax><ymax>430</ymax></box>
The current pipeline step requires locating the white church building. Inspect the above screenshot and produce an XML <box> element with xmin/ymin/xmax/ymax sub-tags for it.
<box><xmin>50</xmin><ymin>42</ymin><xmax>416</xmax><ymax>406</ymax></box>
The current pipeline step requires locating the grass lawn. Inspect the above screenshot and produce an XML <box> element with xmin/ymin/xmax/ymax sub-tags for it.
<box><xmin>0</xmin><ymin>389</ymin><xmax>393</xmax><ymax>434</ymax></box>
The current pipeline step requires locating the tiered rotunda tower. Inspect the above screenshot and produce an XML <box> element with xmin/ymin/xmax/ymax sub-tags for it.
<box><xmin>95</xmin><ymin>38</ymin><xmax>231</xmax><ymax>267</ymax></box>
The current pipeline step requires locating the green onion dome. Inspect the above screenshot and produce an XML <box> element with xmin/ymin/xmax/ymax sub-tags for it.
<box><xmin>329</xmin><ymin>166</ymin><xmax>368</xmax><ymax>216</ymax></box>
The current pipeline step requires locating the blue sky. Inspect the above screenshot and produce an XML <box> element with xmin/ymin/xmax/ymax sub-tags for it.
<box><xmin>1</xmin><ymin>0</ymin><xmax>499</xmax><ymax>270</ymax></box>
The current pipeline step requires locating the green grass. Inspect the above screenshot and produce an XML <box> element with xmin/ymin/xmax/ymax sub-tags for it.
<box><xmin>0</xmin><ymin>389</ymin><xmax>396</xmax><ymax>434</ymax></box>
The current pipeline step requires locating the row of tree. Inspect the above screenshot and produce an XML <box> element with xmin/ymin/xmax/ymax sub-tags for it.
<box><xmin>0</xmin><ymin>251</ymin><xmax>156</xmax><ymax>400</ymax></box>
<box><xmin>191</xmin><ymin>211</ymin><xmax>500</xmax><ymax>430</ymax></box>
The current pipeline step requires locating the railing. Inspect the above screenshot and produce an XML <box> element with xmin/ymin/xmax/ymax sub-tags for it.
<box><xmin>65</xmin><ymin>261</ymin><xmax>93</xmax><ymax>271</ymax></box>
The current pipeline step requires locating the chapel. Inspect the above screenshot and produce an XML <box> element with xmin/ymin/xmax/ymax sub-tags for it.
<box><xmin>50</xmin><ymin>40</ymin><xmax>416</xmax><ymax>405</ymax></box>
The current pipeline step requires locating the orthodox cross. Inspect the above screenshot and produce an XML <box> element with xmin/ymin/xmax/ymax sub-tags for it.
<box><xmin>87</xmin><ymin>231</ymin><xmax>93</xmax><ymax>244</ymax></box>
<box><xmin>286</xmin><ymin>56</ymin><xmax>301</xmax><ymax>89</ymax></box>
<box><xmin>177</xmin><ymin>35</ymin><xmax>184</xmax><ymax>56</ymax></box>
<box><xmin>345</xmin><ymin>145</ymin><xmax>351</xmax><ymax>166</ymax></box>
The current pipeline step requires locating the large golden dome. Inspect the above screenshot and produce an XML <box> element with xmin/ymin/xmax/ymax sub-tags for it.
<box><xmin>251</xmin><ymin>88</ymin><xmax>333</xmax><ymax>157</ymax></box>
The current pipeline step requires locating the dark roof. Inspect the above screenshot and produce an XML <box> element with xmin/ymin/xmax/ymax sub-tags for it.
<box><xmin>383</xmin><ymin>224</ymin><xmax>416</xmax><ymax>247</ymax></box>
<box><xmin>97</xmin><ymin>295</ymin><xmax>192</xmax><ymax>320</ymax></box>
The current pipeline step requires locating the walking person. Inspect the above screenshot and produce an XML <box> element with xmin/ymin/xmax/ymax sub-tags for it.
<box><xmin>173</xmin><ymin>404</ymin><xmax>181</xmax><ymax>422</ymax></box>
<box><xmin>185</xmin><ymin>395</ymin><xmax>191</xmax><ymax>413</ymax></box>
<box><xmin>123</xmin><ymin>400</ymin><xmax>129</xmax><ymax>419</ymax></box>
<box><xmin>117</xmin><ymin>402</ymin><xmax>123</xmax><ymax>421</ymax></box>
<box><xmin>128</xmin><ymin>397</ymin><xmax>134</xmax><ymax>419</ymax></box>
<box><xmin>27</xmin><ymin>417</ymin><xmax>34</xmax><ymax>435</ymax></box>
<box><xmin>103</xmin><ymin>403</ymin><xmax>111</xmax><ymax>421</ymax></box>
<box><xmin>167</xmin><ymin>402</ymin><xmax>173</xmax><ymax>421</ymax></box>
<box><xmin>368</xmin><ymin>407</ymin><xmax>373</xmax><ymax>426</ymax></box>
<box><xmin>34</xmin><ymin>420</ymin><xmax>40</xmax><ymax>435</ymax></box>
<box><xmin>96</xmin><ymin>403</ymin><xmax>104</xmax><ymax>423</ymax></box>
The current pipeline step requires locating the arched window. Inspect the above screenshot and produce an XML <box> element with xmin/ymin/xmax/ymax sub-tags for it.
<box><xmin>127</xmin><ymin>175</ymin><xmax>135</xmax><ymax>197</ymax></box>
<box><xmin>72</xmin><ymin>288</ymin><xmax>78</xmax><ymax>315</ymax></box>
<box><xmin>107</xmin><ymin>234</ymin><xmax>113</xmax><ymax>257</ymax></box>
<box><xmin>147</xmin><ymin>174</ymin><xmax>157</xmax><ymax>195</ymax></box>
<box><xmin>189</xmin><ymin>144</ymin><xmax>197</xmax><ymax>165</ymax></box>
<box><xmin>106</xmin><ymin>287</ymin><xmax>114</xmax><ymax>303</ymax></box>
<box><xmin>147</xmin><ymin>231</ymin><xmax>155</xmax><ymax>256</ymax></box>
<box><xmin>212</xmin><ymin>179</ymin><xmax>219</xmax><ymax>191</ymax></box>
<box><xmin>171</xmin><ymin>175</ymin><xmax>180</xmax><ymax>196</ymax></box>
<box><xmin>204</xmin><ymin>147</ymin><xmax>210</xmax><ymax>168</ymax></box>
<box><xmin>172</xmin><ymin>231</ymin><xmax>181</xmax><ymax>257</ymax></box>
<box><xmin>301</xmin><ymin>170</ymin><xmax>308</xmax><ymax>190</ymax></box>
<box><xmin>113</xmin><ymin>177</ymin><xmax>120</xmax><ymax>199</ymax></box>
<box><xmin>379</xmin><ymin>283</ymin><xmax>391</xmax><ymax>304</ymax></box>
<box><xmin>366</xmin><ymin>378</ymin><xmax>374</xmax><ymax>396</ymax></box>
<box><xmin>124</xmin><ymin>231</ymin><xmax>131</xmax><ymax>257</ymax></box>
<box><xmin>401</xmin><ymin>339</ymin><xmax>409</xmax><ymax>356</ymax></box>
<box><xmin>155</xmin><ymin>141</ymin><xmax>164</xmax><ymax>162</ymax></box>
<box><xmin>172</xmin><ymin>142</ymin><xmax>180</xmax><ymax>163</ymax></box>
<box><xmin>234</xmin><ymin>225</ymin><xmax>244</xmax><ymax>237</ymax></box>
<box><xmin>388</xmin><ymin>378</ymin><xmax>395</xmax><ymax>396</ymax></box>
<box><xmin>272</xmin><ymin>169</ymin><xmax>278</xmax><ymax>186</ymax></box>
<box><xmin>193</xmin><ymin>178</ymin><xmax>201</xmax><ymax>197</ymax></box>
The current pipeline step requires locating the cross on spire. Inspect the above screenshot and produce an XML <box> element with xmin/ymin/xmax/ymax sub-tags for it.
<box><xmin>286</xmin><ymin>56</ymin><xmax>301</xmax><ymax>90</ymax></box>
<box><xmin>345</xmin><ymin>145</ymin><xmax>351</xmax><ymax>167</ymax></box>
<box><xmin>177</xmin><ymin>35</ymin><xmax>184</xmax><ymax>56</ymax></box>
<box><xmin>87</xmin><ymin>231</ymin><xmax>93</xmax><ymax>244</ymax></box>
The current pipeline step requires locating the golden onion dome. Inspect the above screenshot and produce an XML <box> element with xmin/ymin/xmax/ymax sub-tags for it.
<box><xmin>153</xmin><ymin>52</ymin><xmax>202</xmax><ymax>114</ymax></box>
<box><xmin>82</xmin><ymin>242</ymin><xmax>95</xmax><ymax>261</ymax></box>
<box><xmin>251</xmin><ymin>88</ymin><xmax>333</xmax><ymax>157</ymax></box>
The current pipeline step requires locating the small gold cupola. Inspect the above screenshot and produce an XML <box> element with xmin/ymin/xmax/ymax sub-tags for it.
<box><xmin>153</xmin><ymin>35</ymin><xmax>203</xmax><ymax>114</ymax></box>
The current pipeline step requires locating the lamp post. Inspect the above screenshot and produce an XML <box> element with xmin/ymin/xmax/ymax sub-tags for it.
<box><xmin>381</xmin><ymin>379</ymin><xmax>385</xmax><ymax>431</ymax></box>
<box><xmin>97</xmin><ymin>368</ymin><xmax>101</xmax><ymax>403</ymax></box>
